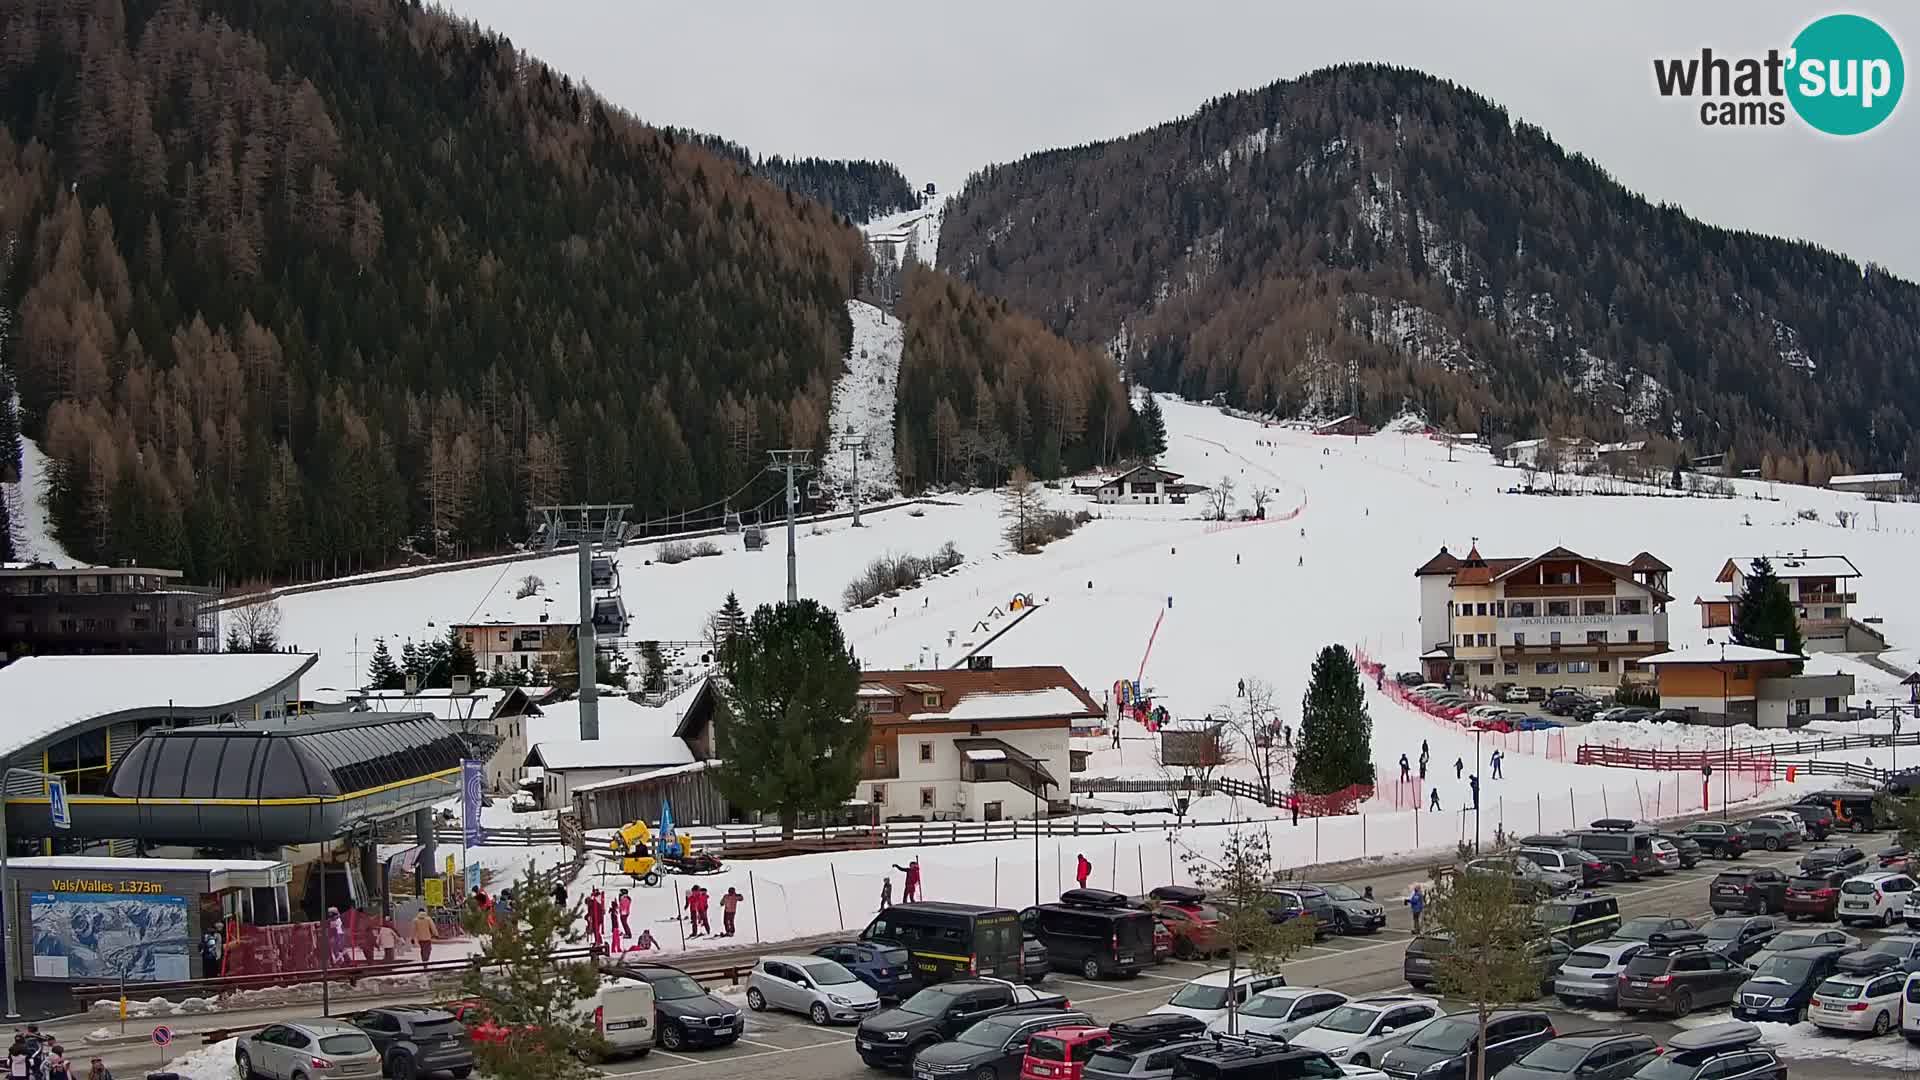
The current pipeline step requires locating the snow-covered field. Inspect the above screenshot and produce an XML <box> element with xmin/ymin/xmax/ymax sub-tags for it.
<box><xmin>277</xmin><ymin>393</ymin><xmax>1920</xmax><ymax>965</ymax></box>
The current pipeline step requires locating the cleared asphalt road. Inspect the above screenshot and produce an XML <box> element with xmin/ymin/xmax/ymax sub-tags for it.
<box><xmin>597</xmin><ymin>830</ymin><xmax>1920</xmax><ymax>1080</ymax></box>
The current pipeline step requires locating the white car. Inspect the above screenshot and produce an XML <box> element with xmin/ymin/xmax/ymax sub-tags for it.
<box><xmin>1205</xmin><ymin>987</ymin><xmax>1347</xmax><ymax>1037</ymax></box>
<box><xmin>1153</xmin><ymin>969</ymin><xmax>1289</xmax><ymax>1025</ymax></box>
<box><xmin>1838</xmin><ymin>871</ymin><xmax>1919</xmax><ymax>927</ymax></box>
<box><xmin>1283</xmin><ymin>996</ymin><xmax>1442</xmax><ymax>1069</ymax></box>
<box><xmin>746</xmin><ymin>955</ymin><xmax>879</xmax><ymax>1024</ymax></box>
<box><xmin>1811</xmin><ymin>959</ymin><xmax>1906</xmax><ymax>1035</ymax></box>
<box><xmin>1902</xmin><ymin>972</ymin><xmax>1920</xmax><ymax>1043</ymax></box>
<box><xmin>1651</xmin><ymin>839</ymin><xmax>1682</xmax><ymax>871</ymax></box>
<box><xmin>1503</xmin><ymin>686</ymin><xmax>1530</xmax><ymax>704</ymax></box>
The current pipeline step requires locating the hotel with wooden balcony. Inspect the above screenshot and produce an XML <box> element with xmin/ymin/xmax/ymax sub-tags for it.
<box><xmin>1414</xmin><ymin>545</ymin><xmax>1673</xmax><ymax>692</ymax></box>
<box><xmin>1695</xmin><ymin>553</ymin><xmax>1889</xmax><ymax>653</ymax></box>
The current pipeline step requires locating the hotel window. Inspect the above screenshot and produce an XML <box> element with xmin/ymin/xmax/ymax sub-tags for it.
<box><xmin>1476</xmin><ymin>603</ymin><xmax>1488</xmax><ymax>616</ymax></box>
<box><xmin>1461</xmin><ymin>634</ymin><xmax>1473</xmax><ymax>647</ymax></box>
<box><xmin>1587</xmin><ymin>630</ymin><xmax>1607</xmax><ymax>644</ymax></box>
<box><xmin>1504</xmin><ymin>663</ymin><xmax>1519</xmax><ymax>676</ymax></box>
<box><xmin>1547</xmin><ymin>600</ymin><xmax>1572</xmax><ymax>616</ymax></box>
<box><xmin>1535</xmin><ymin>662</ymin><xmax>1560</xmax><ymax>675</ymax></box>
<box><xmin>1476</xmin><ymin>634</ymin><xmax>1489</xmax><ymax>647</ymax></box>
<box><xmin>1627</xmin><ymin>629</ymin><xmax>1640</xmax><ymax>643</ymax></box>
<box><xmin>1510</xmin><ymin>601</ymin><xmax>1537</xmax><ymax>617</ymax></box>
<box><xmin>1479</xmin><ymin>664</ymin><xmax>1494</xmax><ymax>675</ymax></box>
<box><xmin>923</xmin><ymin>693</ymin><xmax>942</xmax><ymax>708</ymax></box>
<box><xmin>1824</xmin><ymin>607</ymin><xmax>1841</xmax><ymax>619</ymax></box>
<box><xmin>1625</xmin><ymin>661</ymin><xmax>1643</xmax><ymax>673</ymax></box>
<box><xmin>873</xmin><ymin>745</ymin><xmax>888</xmax><ymax>766</ymax></box>
<box><xmin>872</xmin><ymin>784</ymin><xmax>887</xmax><ymax>804</ymax></box>
<box><xmin>1494</xmin><ymin>601</ymin><xmax>1506</xmax><ymax>617</ymax></box>
<box><xmin>920</xmin><ymin>786</ymin><xmax>936</xmax><ymax>809</ymax></box>
<box><xmin>1617</xmin><ymin>598</ymin><xmax>1643</xmax><ymax>615</ymax></box>
<box><xmin>1598</xmin><ymin>661</ymin><xmax>1611</xmax><ymax>673</ymax></box>
<box><xmin>1825</xmin><ymin>697</ymin><xmax>1841</xmax><ymax>713</ymax></box>
<box><xmin>1549</xmin><ymin>631</ymin><xmax>1561</xmax><ymax>644</ymax></box>
<box><xmin>1582</xmin><ymin>600</ymin><xmax>1608</xmax><ymax>615</ymax></box>
<box><xmin>919</xmin><ymin>742</ymin><xmax>935</xmax><ymax>763</ymax></box>
<box><xmin>1794</xmin><ymin>699</ymin><xmax>1811</xmax><ymax>716</ymax></box>
<box><xmin>1566</xmin><ymin>661</ymin><xmax>1593</xmax><ymax>674</ymax></box>
<box><xmin>1513</xmin><ymin>632</ymin><xmax>1527</xmax><ymax>646</ymax></box>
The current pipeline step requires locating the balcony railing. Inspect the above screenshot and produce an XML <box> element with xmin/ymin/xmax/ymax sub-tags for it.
<box><xmin>1501</xmin><ymin>582</ymin><xmax>1617</xmax><ymax>598</ymax></box>
<box><xmin>962</xmin><ymin>760</ymin><xmax>1051</xmax><ymax>796</ymax></box>
<box><xmin>1503</xmin><ymin>640</ymin><xmax>1667</xmax><ymax>656</ymax></box>
<box><xmin>1796</xmin><ymin>591</ymin><xmax>1856</xmax><ymax>605</ymax></box>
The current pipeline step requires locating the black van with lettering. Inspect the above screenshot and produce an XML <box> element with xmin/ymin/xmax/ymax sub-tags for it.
<box><xmin>1534</xmin><ymin>894</ymin><xmax>1622</xmax><ymax>948</ymax></box>
<box><xmin>1799</xmin><ymin>789</ymin><xmax>1879</xmax><ymax>833</ymax></box>
<box><xmin>862</xmin><ymin>902</ymin><xmax>1025</xmax><ymax>984</ymax></box>
<box><xmin>1021</xmin><ymin>888</ymin><xmax>1158</xmax><ymax>980</ymax></box>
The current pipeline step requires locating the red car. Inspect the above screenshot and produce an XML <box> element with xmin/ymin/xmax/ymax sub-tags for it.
<box><xmin>1784</xmin><ymin>869</ymin><xmax>1848</xmax><ymax>921</ymax></box>
<box><xmin>1021</xmin><ymin>1025</ymin><xmax>1110</xmax><ymax>1080</ymax></box>
<box><xmin>1153</xmin><ymin>903</ymin><xmax>1224</xmax><ymax>958</ymax></box>
<box><xmin>1151</xmin><ymin>920</ymin><xmax>1173</xmax><ymax>960</ymax></box>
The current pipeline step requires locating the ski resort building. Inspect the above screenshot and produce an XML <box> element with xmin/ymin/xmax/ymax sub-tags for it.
<box><xmin>1</xmin><ymin>563</ymin><xmax>217</xmax><ymax>662</ymax></box>
<box><xmin>453</xmin><ymin>620</ymin><xmax>576</xmax><ymax>673</ymax></box>
<box><xmin>852</xmin><ymin>663</ymin><xmax>1099</xmax><ymax>821</ymax></box>
<box><xmin>1827</xmin><ymin>472</ymin><xmax>1907</xmax><ymax>497</ymax></box>
<box><xmin>1414</xmin><ymin>545</ymin><xmax>1672</xmax><ymax>693</ymax></box>
<box><xmin>1639</xmin><ymin>644</ymin><xmax>1856</xmax><ymax>728</ymax></box>
<box><xmin>1092</xmin><ymin>465</ymin><xmax>1186</xmax><ymax>505</ymax></box>
<box><xmin>1696</xmin><ymin>554</ymin><xmax>1887</xmax><ymax>653</ymax></box>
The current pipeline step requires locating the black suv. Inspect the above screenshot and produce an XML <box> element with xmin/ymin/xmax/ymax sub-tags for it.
<box><xmin>1616</xmin><ymin>932</ymin><xmax>1748</xmax><ymax>1018</ymax></box>
<box><xmin>1174</xmin><ymin>1041</ymin><xmax>1350</xmax><ymax>1080</ymax></box>
<box><xmin>346</xmin><ymin>1007</ymin><xmax>475</xmax><ymax>1080</ymax></box>
<box><xmin>1650</xmin><ymin>831</ymin><xmax>1703</xmax><ymax>869</ymax></box>
<box><xmin>1698</xmin><ymin>915</ymin><xmax>1779</xmax><ymax>963</ymax></box>
<box><xmin>856</xmin><ymin>979</ymin><xmax>1068</xmax><ymax>1068</ymax></box>
<box><xmin>610</xmin><ymin>963</ymin><xmax>742</xmax><ymax>1051</ymax></box>
<box><xmin>1379</xmin><ymin>1009</ymin><xmax>1554</xmax><ymax>1080</ymax></box>
<box><xmin>1710</xmin><ymin>867</ymin><xmax>1789</xmax><ymax>915</ymax></box>
<box><xmin>1627</xmin><ymin>1022</ymin><xmax>1783</xmax><ymax>1080</ymax></box>
<box><xmin>1675</xmin><ymin>821</ymin><xmax>1749</xmax><ymax>859</ymax></box>
<box><xmin>1798</xmin><ymin>845</ymin><xmax>1868</xmax><ymax>875</ymax></box>
<box><xmin>1734</xmin><ymin>945</ymin><xmax>1849</xmax><ymax>1024</ymax></box>
<box><xmin>1495</xmin><ymin>1030</ymin><xmax>1659</xmax><ymax>1080</ymax></box>
<box><xmin>909</xmin><ymin>1008</ymin><xmax>1094</xmax><ymax>1080</ymax></box>
<box><xmin>1021</xmin><ymin>889</ymin><xmax>1156</xmax><ymax>980</ymax></box>
<box><xmin>1788</xmin><ymin>804</ymin><xmax>1836</xmax><ymax>841</ymax></box>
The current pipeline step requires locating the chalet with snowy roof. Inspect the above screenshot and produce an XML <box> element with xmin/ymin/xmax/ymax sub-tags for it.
<box><xmin>1827</xmin><ymin>472</ymin><xmax>1908</xmax><ymax>497</ymax></box>
<box><xmin>1313</xmin><ymin>414</ymin><xmax>1374</xmax><ymax>437</ymax></box>
<box><xmin>1640</xmin><ymin>644</ymin><xmax>1855</xmax><ymax>728</ymax></box>
<box><xmin>853</xmin><ymin>662</ymin><xmax>1100</xmax><ymax>821</ymax></box>
<box><xmin>1093</xmin><ymin>464</ymin><xmax>1186</xmax><ymax>505</ymax></box>
<box><xmin>524</xmin><ymin>734</ymin><xmax>696</xmax><ymax>807</ymax></box>
<box><xmin>1414</xmin><ymin>545</ymin><xmax>1671</xmax><ymax>692</ymax></box>
<box><xmin>1696</xmin><ymin>554</ymin><xmax>1886</xmax><ymax>653</ymax></box>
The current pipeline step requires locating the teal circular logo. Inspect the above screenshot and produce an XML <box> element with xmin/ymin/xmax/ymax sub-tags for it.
<box><xmin>1787</xmin><ymin>14</ymin><xmax>1904</xmax><ymax>135</ymax></box>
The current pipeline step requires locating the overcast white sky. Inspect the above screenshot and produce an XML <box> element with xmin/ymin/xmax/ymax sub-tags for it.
<box><xmin>438</xmin><ymin>1</ymin><xmax>1917</xmax><ymax>280</ymax></box>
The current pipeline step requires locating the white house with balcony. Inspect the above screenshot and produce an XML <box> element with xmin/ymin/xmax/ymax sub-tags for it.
<box><xmin>1414</xmin><ymin>545</ymin><xmax>1672</xmax><ymax>691</ymax></box>
<box><xmin>1092</xmin><ymin>464</ymin><xmax>1186</xmax><ymax>505</ymax></box>
<box><xmin>1697</xmin><ymin>553</ymin><xmax>1887</xmax><ymax>653</ymax></box>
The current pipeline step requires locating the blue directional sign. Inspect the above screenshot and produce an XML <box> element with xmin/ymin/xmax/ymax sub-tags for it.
<box><xmin>48</xmin><ymin>777</ymin><xmax>70</xmax><ymax>830</ymax></box>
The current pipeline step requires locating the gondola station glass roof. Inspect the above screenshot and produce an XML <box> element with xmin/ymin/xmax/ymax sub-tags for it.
<box><xmin>108</xmin><ymin>714</ymin><xmax>469</xmax><ymax>800</ymax></box>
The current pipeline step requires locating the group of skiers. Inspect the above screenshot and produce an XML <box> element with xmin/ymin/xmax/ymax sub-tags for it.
<box><xmin>685</xmin><ymin>885</ymin><xmax>744</xmax><ymax>938</ymax></box>
<box><xmin>1395</xmin><ymin>739</ymin><xmax>1509</xmax><ymax>812</ymax></box>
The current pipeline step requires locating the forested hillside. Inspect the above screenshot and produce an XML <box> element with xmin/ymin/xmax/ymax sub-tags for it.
<box><xmin>671</xmin><ymin>130</ymin><xmax>919</xmax><ymax>223</ymax></box>
<box><xmin>0</xmin><ymin>0</ymin><xmax>867</xmax><ymax>583</ymax></box>
<box><xmin>892</xmin><ymin>264</ymin><xmax>1136</xmax><ymax>490</ymax></box>
<box><xmin>942</xmin><ymin>64</ymin><xmax>1920</xmax><ymax>477</ymax></box>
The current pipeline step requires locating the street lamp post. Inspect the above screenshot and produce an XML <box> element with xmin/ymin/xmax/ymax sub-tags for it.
<box><xmin>1</xmin><ymin>765</ymin><xmax>65</xmax><ymax>1019</ymax></box>
<box><xmin>1034</xmin><ymin>781</ymin><xmax>1047</xmax><ymax>905</ymax></box>
<box><xmin>1474</xmin><ymin>725</ymin><xmax>1484</xmax><ymax>853</ymax></box>
<box><xmin>1710</xmin><ymin>639</ymin><xmax>1729</xmax><ymax>819</ymax></box>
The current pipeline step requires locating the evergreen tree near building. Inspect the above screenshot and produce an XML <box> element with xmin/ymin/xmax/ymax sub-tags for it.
<box><xmin>366</xmin><ymin>638</ymin><xmax>403</xmax><ymax>690</ymax></box>
<box><xmin>1731</xmin><ymin>557</ymin><xmax>1804</xmax><ymax>664</ymax></box>
<box><xmin>1138</xmin><ymin>394</ymin><xmax>1169</xmax><ymax>461</ymax></box>
<box><xmin>1001</xmin><ymin>466</ymin><xmax>1046</xmax><ymax>552</ymax></box>
<box><xmin>459</xmin><ymin>862</ymin><xmax>605</xmax><ymax>1080</ymax></box>
<box><xmin>638</xmin><ymin>640</ymin><xmax>667</xmax><ymax>694</ymax></box>
<box><xmin>444</xmin><ymin>625</ymin><xmax>479</xmax><ymax>687</ymax></box>
<box><xmin>711</xmin><ymin>599</ymin><xmax>868</xmax><ymax>838</ymax></box>
<box><xmin>400</xmin><ymin>639</ymin><xmax>426</xmax><ymax>687</ymax></box>
<box><xmin>1295</xmin><ymin>644</ymin><xmax>1375</xmax><ymax>794</ymax></box>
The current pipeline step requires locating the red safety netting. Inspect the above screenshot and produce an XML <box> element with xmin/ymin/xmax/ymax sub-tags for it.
<box><xmin>1354</xmin><ymin>647</ymin><xmax>1569</xmax><ymax>760</ymax></box>
<box><xmin>220</xmin><ymin>909</ymin><xmax>463</xmax><ymax>978</ymax></box>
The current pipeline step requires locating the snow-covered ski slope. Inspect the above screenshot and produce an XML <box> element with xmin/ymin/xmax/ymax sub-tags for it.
<box><xmin>2</xmin><ymin>434</ymin><xmax>79</xmax><ymax>566</ymax></box>
<box><xmin>819</xmin><ymin>300</ymin><xmax>904</xmax><ymax>502</ymax></box>
<box><xmin>279</xmin><ymin>394</ymin><xmax>1920</xmax><ymax>763</ymax></box>
<box><xmin>863</xmin><ymin>193</ymin><xmax>947</xmax><ymax>270</ymax></box>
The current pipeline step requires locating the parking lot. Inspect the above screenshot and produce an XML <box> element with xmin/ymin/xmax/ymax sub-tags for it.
<box><xmin>594</xmin><ymin>827</ymin><xmax>1920</xmax><ymax>1080</ymax></box>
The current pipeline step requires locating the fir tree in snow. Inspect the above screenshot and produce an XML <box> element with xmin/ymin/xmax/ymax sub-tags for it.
<box><xmin>1295</xmin><ymin>644</ymin><xmax>1374</xmax><ymax>794</ymax></box>
<box><xmin>1138</xmin><ymin>394</ymin><xmax>1169</xmax><ymax>460</ymax></box>
<box><xmin>400</xmin><ymin>639</ymin><xmax>426</xmax><ymax>687</ymax></box>
<box><xmin>365</xmin><ymin>638</ymin><xmax>403</xmax><ymax>690</ymax></box>
<box><xmin>458</xmin><ymin>861</ymin><xmax>606</xmax><ymax>1080</ymax></box>
<box><xmin>1001</xmin><ymin>466</ymin><xmax>1046</xmax><ymax>552</ymax></box>
<box><xmin>443</xmin><ymin>625</ymin><xmax>478</xmax><ymax>687</ymax></box>
<box><xmin>1731</xmin><ymin>556</ymin><xmax>1803</xmax><ymax>664</ymax></box>
<box><xmin>711</xmin><ymin>599</ymin><xmax>868</xmax><ymax>838</ymax></box>
<box><xmin>638</xmin><ymin>640</ymin><xmax>667</xmax><ymax>694</ymax></box>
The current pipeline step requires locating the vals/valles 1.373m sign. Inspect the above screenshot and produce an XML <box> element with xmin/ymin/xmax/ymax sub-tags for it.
<box><xmin>1653</xmin><ymin>13</ymin><xmax>1905</xmax><ymax>134</ymax></box>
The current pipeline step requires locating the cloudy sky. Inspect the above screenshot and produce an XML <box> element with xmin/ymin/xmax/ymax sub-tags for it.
<box><xmin>439</xmin><ymin>1</ymin><xmax>1917</xmax><ymax>280</ymax></box>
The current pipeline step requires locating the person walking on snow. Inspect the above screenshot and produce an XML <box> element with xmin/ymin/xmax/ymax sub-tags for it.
<box><xmin>1429</xmin><ymin>787</ymin><xmax>1442</xmax><ymax>812</ymax></box>
<box><xmin>1399</xmin><ymin>754</ymin><xmax>1411</xmax><ymax>783</ymax></box>
<box><xmin>1406</xmin><ymin>885</ymin><xmax>1426</xmax><ymax>934</ymax></box>
<box><xmin>1468</xmin><ymin>774</ymin><xmax>1480</xmax><ymax>810</ymax></box>
<box><xmin>1289</xmin><ymin>791</ymin><xmax>1301</xmax><ymax>826</ymax></box>
<box><xmin>696</xmin><ymin>886</ymin><xmax>714</xmax><ymax>935</ymax></box>
<box><xmin>685</xmin><ymin>888</ymin><xmax>703</xmax><ymax>938</ymax></box>
<box><xmin>1454</xmin><ymin>757</ymin><xmax>1464</xmax><ymax>780</ymax></box>
<box><xmin>618</xmin><ymin>888</ymin><xmax>633</xmax><ymax>936</ymax></box>
<box><xmin>880</xmin><ymin>877</ymin><xmax>893</xmax><ymax>909</ymax></box>
<box><xmin>895</xmin><ymin>859</ymin><xmax>923</xmax><ymax>902</ymax></box>
<box><xmin>1075</xmin><ymin>853</ymin><xmax>1092</xmax><ymax>889</ymax></box>
<box><xmin>1491</xmin><ymin>750</ymin><xmax>1504</xmax><ymax>779</ymax></box>
<box><xmin>720</xmin><ymin>887</ymin><xmax>743</xmax><ymax>937</ymax></box>
<box><xmin>412</xmin><ymin>908</ymin><xmax>435</xmax><ymax>965</ymax></box>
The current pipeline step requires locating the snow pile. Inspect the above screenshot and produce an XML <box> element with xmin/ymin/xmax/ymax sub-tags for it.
<box><xmin>820</xmin><ymin>300</ymin><xmax>904</xmax><ymax>502</ymax></box>
<box><xmin>165</xmin><ymin>1037</ymin><xmax>240</xmax><ymax>1080</ymax></box>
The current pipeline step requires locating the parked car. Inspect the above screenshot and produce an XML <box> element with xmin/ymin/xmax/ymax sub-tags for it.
<box><xmin>1625</xmin><ymin>1022</ymin><xmax>1783</xmax><ymax>1080</ymax></box>
<box><xmin>1533</xmin><ymin>894</ymin><xmax>1621</xmax><ymax>949</ymax></box>
<box><xmin>1151</xmin><ymin>969</ymin><xmax>1287</xmax><ymax>1025</ymax></box>
<box><xmin>1150</xmin><ymin>921</ymin><xmax>1173</xmax><ymax>961</ymax></box>
<box><xmin>1305</xmin><ymin>881</ymin><xmax>1389</xmax><ymax>935</ymax></box>
<box><xmin>1646</xmin><ymin>709</ymin><xmax>1692</xmax><ymax>724</ymax></box>
<box><xmin>1551</xmin><ymin>940</ymin><xmax>1646</xmax><ymax>1009</ymax></box>
<box><xmin>1650</xmin><ymin>840</ymin><xmax>1683</xmax><ymax>872</ymax></box>
<box><xmin>1649</xmin><ymin>832</ymin><xmax>1703</xmax><ymax>869</ymax></box>
<box><xmin>1463</xmin><ymin>856</ymin><xmax>1576</xmax><ymax>899</ymax></box>
<box><xmin>815</xmin><ymin>941</ymin><xmax>921</xmax><ymax>1001</ymax></box>
<box><xmin>1022</xmin><ymin>889</ymin><xmax>1155</xmax><ymax>980</ymax></box>
<box><xmin>1799</xmin><ymin>845</ymin><xmax>1868</xmax><ymax>876</ymax></box>
<box><xmin>1566</xmin><ymin>826</ymin><xmax>1664</xmax><ymax>881</ymax></box>
<box><xmin>345</xmin><ymin>1007</ymin><xmax>474</xmax><ymax>1080</ymax></box>
<box><xmin>1698</xmin><ymin>915</ymin><xmax>1780</xmax><ymax>964</ymax></box>
<box><xmin>1710</xmin><ymin>867</ymin><xmax>1789</xmax><ymax>916</ymax></box>
<box><xmin>1171</xmin><ymin>1043</ymin><xmax>1360</xmax><ymax>1080</ymax></box>
<box><xmin>1840</xmin><ymin>870</ymin><xmax>1920</xmax><ymax>927</ymax></box>
<box><xmin>1082</xmin><ymin>1037</ymin><xmax>1209</xmax><ymax>1080</ymax></box>
<box><xmin>576</xmin><ymin>976</ymin><xmax>656</xmax><ymax>1059</ymax></box>
<box><xmin>1809</xmin><ymin>951</ymin><xmax>1906</xmax><ymax>1035</ymax></box>
<box><xmin>1203</xmin><ymin>986</ymin><xmax>1347</xmax><ymax>1037</ymax></box>
<box><xmin>1740</xmin><ymin>816</ymin><xmax>1802</xmax><ymax>851</ymax></box>
<box><xmin>911</xmin><ymin>1008</ymin><xmax>1096</xmax><ymax>1080</ymax></box>
<box><xmin>1783</xmin><ymin>869</ymin><xmax>1849</xmax><ymax>921</ymax></box>
<box><xmin>1283</xmin><ymin>995</ymin><xmax>1441</xmax><ymax>1068</ymax></box>
<box><xmin>1855</xmin><ymin>933</ymin><xmax>1920</xmax><ymax>973</ymax></box>
<box><xmin>441</xmin><ymin>1003</ymin><xmax>532</xmax><ymax>1049</ymax></box>
<box><xmin>856</xmin><ymin>979</ymin><xmax>1069</xmax><ymax>1069</ymax></box>
<box><xmin>1904</xmin><ymin>889</ymin><xmax>1920</xmax><ymax>930</ymax></box>
<box><xmin>1405</xmin><ymin>934</ymin><xmax>1569</xmax><ymax>995</ymax></box>
<box><xmin>1611</xmin><ymin>915</ymin><xmax>1695</xmax><ymax>943</ymax></box>
<box><xmin>1880</xmin><ymin>843</ymin><xmax>1911</xmax><ymax>871</ymax></box>
<box><xmin>1023</xmin><ymin>936</ymin><xmax>1053</xmax><ymax>985</ymax></box>
<box><xmin>1020</xmin><ymin>1024</ymin><xmax>1112</xmax><ymax>1080</ymax></box>
<box><xmin>1615</xmin><ymin>931</ymin><xmax>1748</xmax><ymax>1018</ymax></box>
<box><xmin>1675</xmin><ymin>821</ymin><xmax>1750</xmax><ymax>860</ymax></box>
<box><xmin>1378</xmin><ymin>1009</ymin><xmax>1555</xmax><ymax>1080</ymax></box>
<box><xmin>1264</xmin><ymin>885</ymin><xmax>1338</xmax><ymax>936</ymax></box>
<box><xmin>747</xmin><ymin>955</ymin><xmax>881</xmax><ymax>1025</ymax></box>
<box><xmin>1745</xmin><ymin>928</ymin><xmax>1860</xmax><ymax>971</ymax></box>
<box><xmin>612</xmin><ymin>964</ymin><xmax>743</xmax><ymax>1051</ymax></box>
<box><xmin>1504</xmin><ymin>686</ymin><xmax>1531</xmax><ymax>704</ymax></box>
<box><xmin>1787</xmin><ymin>804</ymin><xmax>1835</xmax><ymax>841</ymax></box>
<box><xmin>1734</xmin><ymin>945</ymin><xmax>1851</xmax><ymax>1025</ymax></box>
<box><xmin>238</xmin><ymin>1021</ymin><xmax>383</xmax><ymax>1080</ymax></box>
<box><xmin>1150</xmin><ymin>903</ymin><xmax>1223</xmax><ymax>959</ymax></box>
<box><xmin>1902</xmin><ymin>972</ymin><xmax>1920</xmax><ymax>1043</ymax></box>
<box><xmin>1517</xmin><ymin>847</ymin><xmax>1607</xmax><ymax>889</ymax></box>
<box><xmin>1492</xmin><ymin>1030</ymin><xmax>1659</xmax><ymax>1080</ymax></box>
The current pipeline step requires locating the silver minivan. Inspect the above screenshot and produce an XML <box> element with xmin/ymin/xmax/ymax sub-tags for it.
<box><xmin>238</xmin><ymin>1020</ymin><xmax>382</xmax><ymax>1080</ymax></box>
<box><xmin>747</xmin><ymin>954</ymin><xmax>880</xmax><ymax>1024</ymax></box>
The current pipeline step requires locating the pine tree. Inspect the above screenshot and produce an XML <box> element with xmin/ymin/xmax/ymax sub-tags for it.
<box><xmin>1424</xmin><ymin>866</ymin><xmax>1547</xmax><ymax>1080</ymax></box>
<box><xmin>1731</xmin><ymin>557</ymin><xmax>1804</xmax><ymax>660</ymax></box>
<box><xmin>1001</xmin><ymin>466</ymin><xmax>1045</xmax><ymax>552</ymax></box>
<box><xmin>1179</xmin><ymin>828</ymin><xmax>1315</xmax><ymax>1033</ymax></box>
<box><xmin>458</xmin><ymin>862</ymin><xmax>606</xmax><ymax>1080</ymax></box>
<box><xmin>639</xmin><ymin>640</ymin><xmax>667</xmax><ymax>693</ymax></box>
<box><xmin>445</xmin><ymin>625</ymin><xmax>478</xmax><ymax>685</ymax></box>
<box><xmin>400</xmin><ymin>639</ymin><xmax>426</xmax><ymax>687</ymax></box>
<box><xmin>1138</xmin><ymin>394</ymin><xmax>1169</xmax><ymax>460</ymax></box>
<box><xmin>1296</xmin><ymin>644</ymin><xmax>1374</xmax><ymax>794</ymax></box>
<box><xmin>366</xmin><ymin>638</ymin><xmax>403</xmax><ymax>690</ymax></box>
<box><xmin>711</xmin><ymin>599</ymin><xmax>868</xmax><ymax>838</ymax></box>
